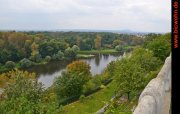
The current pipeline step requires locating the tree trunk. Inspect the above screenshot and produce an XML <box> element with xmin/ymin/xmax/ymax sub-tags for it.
<box><xmin>127</xmin><ymin>92</ymin><xmax>130</xmax><ymax>100</ymax></box>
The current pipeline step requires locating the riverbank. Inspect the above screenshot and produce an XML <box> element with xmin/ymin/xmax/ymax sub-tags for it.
<box><xmin>78</xmin><ymin>49</ymin><xmax>119</xmax><ymax>54</ymax></box>
<box><xmin>0</xmin><ymin>49</ymin><xmax>121</xmax><ymax>73</ymax></box>
<box><xmin>76</xmin><ymin>54</ymin><xmax>95</xmax><ymax>59</ymax></box>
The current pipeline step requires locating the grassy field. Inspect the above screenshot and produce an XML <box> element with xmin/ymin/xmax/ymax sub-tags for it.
<box><xmin>78</xmin><ymin>49</ymin><xmax>119</xmax><ymax>54</ymax></box>
<box><xmin>63</xmin><ymin>81</ymin><xmax>117</xmax><ymax>114</ymax></box>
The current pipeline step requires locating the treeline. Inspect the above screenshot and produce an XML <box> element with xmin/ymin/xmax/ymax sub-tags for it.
<box><xmin>0</xmin><ymin>31</ymin><xmax>144</xmax><ymax>71</ymax></box>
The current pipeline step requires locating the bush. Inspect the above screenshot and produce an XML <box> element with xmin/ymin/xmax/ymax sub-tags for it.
<box><xmin>72</xmin><ymin>45</ymin><xmax>80</xmax><ymax>52</ymax></box>
<box><xmin>145</xmin><ymin>33</ymin><xmax>171</xmax><ymax>61</ymax></box>
<box><xmin>52</xmin><ymin>51</ymin><xmax>64</xmax><ymax>60</ymax></box>
<box><xmin>54</xmin><ymin>72</ymin><xmax>85</xmax><ymax>99</ymax></box>
<box><xmin>100</xmin><ymin>84</ymin><xmax>106</xmax><ymax>89</ymax></box>
<box><xmin>64</xmin><ymin>47</ymin><xmax>77</xmax><ymax>59</ymax></box>
<box><xmin>20</xmin><ymin>58</ymin><xmax>33</xmax><ymax>68</ymax></box>
<box><xmin>115</xmin><ymin>45</ymin><xmax>124</xmax><ymax>52</ymax></box>
<box><xmin>30</xmin><ymin>54</ymin><xmax>42</xmax><ymax>62</ymax></box>
<box><xmin>44</xmin><ymin>56</ymin><xmax>51</xmax><ymax>62</ymax></box>
<box><xmin>0</xmin><ymin>69</ymin><xmax>63</xmax><ymax>113</ymax></box>
<box><xmin>5</xmin><ymin>61</ymin><xmax>15</xmax><ymax>69</ymax></box>
<box><xmin>79</xmin><ymin>95</ymin><xmax>85</xmax><ymax>102</ymax></box>
<box><xmin>82</xmin><ymin>80</ymin><xmax>96</xmax><ymax>93</ymax></box>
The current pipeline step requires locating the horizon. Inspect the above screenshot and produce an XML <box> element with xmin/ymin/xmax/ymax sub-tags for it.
<box><xmin>0</xmin><ymin>28</ymin><xmax>169</xmax><ymax>34</ymax></box>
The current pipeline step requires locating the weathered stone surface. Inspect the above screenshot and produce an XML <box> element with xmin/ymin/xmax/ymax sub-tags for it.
<box><xmin>134</xmin><ymin>95</ymin><xmax>156</xmax><ymax>114</ymax></box>
<box><xmin>133</xmin><ymin>55</ymin><xmax>171</xmax><ymax>114</ymax></box>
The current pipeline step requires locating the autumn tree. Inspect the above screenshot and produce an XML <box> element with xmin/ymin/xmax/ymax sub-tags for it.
<box><xmin>76</xmin><ymin>36</ymin><xmax>81</xmax><ymax>47</ymax></box>
<box><xmin>94</xmin><ymin>35</ymin><xmax>102</xmax><ymax>50</ymax></box>
<box><xmin>31</xmin><ymin>42</ymin><xmax>39</xmax><ymax>57</ymax></box>
<box><xmin>30</xmin><ymin>42</ymin><xmax>42</xmax><ymax>62</ymax></box>
<box><xmin>67</xmin><ymin>60</ymin><xmax>91</xmax><ymax>77</ymax></box>
<box><xmin>0</xmin><ymin>69</ymin><xmax>63</xmax><ymax>113</ymax></box>
<box><xmin>55</xmin><ymin>61</ymin><xmax>91</xmax><ymax>99</ymax></box>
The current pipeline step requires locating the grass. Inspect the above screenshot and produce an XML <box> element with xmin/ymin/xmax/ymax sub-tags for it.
<box><xmin>104</xmin><ymin>100</ymin><xmax>138</xmax><ymax>114</ymax></box>
<box><xmin>63</xmin><ymin>81</ymin><xmax>138</xmax><ymax>114</ymax></box>
<box><xmin>78</xmin><ymin>49</ymin><xmax>118</xmax><ymax>54</ymax></box>
<box><xmin>63</xmin><ymin>81</ymin><xmax>117</xmax><ymax>114</ymax></box>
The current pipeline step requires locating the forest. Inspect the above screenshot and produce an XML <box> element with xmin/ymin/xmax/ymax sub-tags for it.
<box><xmin>0</xmin><ymin>31</ymin><xmax>144</xmax><ymax>72</ymax></box>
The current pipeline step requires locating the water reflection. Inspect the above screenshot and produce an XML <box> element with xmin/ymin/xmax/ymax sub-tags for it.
<box><xmin>26</xmin><ymin>53</ymin><xmax>122</xmax><ymax>88</ymax></box>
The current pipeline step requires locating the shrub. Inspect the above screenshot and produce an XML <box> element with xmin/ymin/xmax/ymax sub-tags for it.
<box><xmin>64</xmin><ymin>47</ymin><xmax>77</xmax><ymax>59</ymax></box>
<box><xmin>79</xmin><ymin>95</ymin><xmax>85</xmax><ymax>102</ymax></box>
<box><xmin>145</xmin><ymin>33</ymin><xmax>171</xmax><ymax>61</ymax></box>
<box><xmin>100</xmin><ymin>84</ymin><xmax>106</xmax><ymax>89</ymax></box>
<box><xmin>30</xmin><ymin>54</ymin><xmax>42</xmax><ymax>63</ymax></box>
<box><xmin>0</xmin><ymin>70</ymin><xmax>64</xmax><ymax>113</ymax></box>
<box><xmin>115</xmin><ymin>45</ymin><xmax>124</xmax><ymax>52</ymax></box>
<box><xmin>72</xmin><ymin>45</ymin><xmax>80</xmax><ymax>52</ymax></box>
<box><xmin>54</xmin><ymin>72</ymin><xmax>85</xmax><ymax>99</ymax></box>
<box><xmin>67</xmin><ymin>60</ymin><xmax>91</xmax><ymax>77</ymax></box>
<box><xmin>5</xmin><ymin>61</ymin><xmax>15</xmax><ymax>69</ymax></box>
<box><xmin>20</xmin><ymin>58</ymin><xmax>33</xmax><ymax>68</ymax></box>
<box><xmin>52</xmin><ymin>51</ymin><xmax>64</xmax><ymax>60</ymax></box>
<box><xmin>82</xmin><ymin>80</ymin><xmax>96</xmax><ymax>93</ymax></box>
<box><xmin>44</xmin><ymin>56</ymin><xmax>51</xmax><ymax>62</ymax></box>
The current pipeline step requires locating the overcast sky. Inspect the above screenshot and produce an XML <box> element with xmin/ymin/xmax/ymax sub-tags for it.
<box><xmin>0</xmin><ymin>0</ymin><xmax>171</xmax><ymax>32</ymax></box>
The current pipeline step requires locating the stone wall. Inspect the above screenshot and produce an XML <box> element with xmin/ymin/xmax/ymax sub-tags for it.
<box><xmin>133</xmin><ymin>55</ymin><xmax>171</xmax><ymax>114</ymax></box>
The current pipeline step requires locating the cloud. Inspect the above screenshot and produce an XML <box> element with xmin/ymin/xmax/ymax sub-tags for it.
<box><xmin>0</xmin><ymin>0</ymin><xmax>171</xmax><ymax>32</ymax></box>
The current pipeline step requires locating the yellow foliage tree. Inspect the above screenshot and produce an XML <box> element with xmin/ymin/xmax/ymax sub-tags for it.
<box><xmin>94</xmin><ymin>35</ymin><xmax>102</xmax><ymax>50</ymax></box>
<box><xmin>31</xmin><ymin>42</ymin><xmax>39</xmax><ymax>56</ymax></box>
<box><xmin>67</xmin><ymin>60</ymin><xmax>91</xmax><ymax>76</ymax></box>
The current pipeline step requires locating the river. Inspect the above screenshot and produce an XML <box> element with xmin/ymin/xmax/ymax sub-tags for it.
<box><xmin>26</xmin><ymin>53</ymin><xmax>122</xmax><ymax>88</ymax></box>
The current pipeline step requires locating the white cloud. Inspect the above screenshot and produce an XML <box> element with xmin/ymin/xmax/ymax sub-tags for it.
<box><xmin>0</xmin><ymin>0</ymin><xmax>171</xmax><ymax>32</ymax></box>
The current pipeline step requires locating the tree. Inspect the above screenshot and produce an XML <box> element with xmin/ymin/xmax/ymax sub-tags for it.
<box><xmin>130</xmin><ymin>48</ymin><xmax>162</xmax><ymax>73</ymax></box>
<box><xmin>54</xmin><ymin>72</ymin><xmax>84</xmax><ymax>99</ymax></box>
<box><xmin>115</xmin><ymin>45</ymin><xmax>124</xmax><ymax>52</ymax></box>
<box><xmin>52</xmin><ymin>51</ymin><xmax>64</xmax><ymax>60</ymax></box>
<box><xmin>31</xmin><ymin>42</ymin><xmax>39</xmax><ymax>57</ymax></box>
<box><xmin>30</xmin><ymin>54</ymin><xmax>42</xmax><ymax>62</ymax></box>
<box><xmin>112</xmin><ymin>39</ymin><xmax>124</xmax><ymax>47</ymax></box>
<box><xmin>44</xmin><ymin>56</ymin><xmax>51</xmax><ymax>62</ymax></box>
<box><xmin>5</xmin><ymin>61</ymin><xmax>15</xmax><ymax>69</ymax></box>
<box><xmin>76</xmin><ymin>36</ymin><xmax>81</xmax><ymax>47</ymax></box>
<box><xmin>94</xmin><ymin>35</ymin><xmax>102</xmax><ymax>50</ymax></box>
<box><xmin>72</xmin><ymin>45</ymin><xmax>80</xmax><ymax>52</ymax></box>
<box><xmin>64</xmin><ymin>47</ymin><xmax>77</xmax><ymax>59</ymax></box>
<box><xmin>55</xmin><ymin>61</ymin><xmax>91</xmax><ymax>99</ymax></box>
<box><xmin>19</xmin><ymin>58</ymin><xmax>33</xmax><ymax>68</ymax></box>
<box><xmin>0</xmin><ymin>49</ymin><xmax>11</xmax><ymax>64</ymax></box>
<box><xmin>0</xmin><ymin>69</ymin><xmax>64</xmax><ymax>114</ymax></box>
<box><xmin>114</xmin><ymin>58</ymin><xmax>145</xmax><ymax>100</ymax></box>
<box><xmin>0</xmin><ymin>70</ymin><xmax>43</xmax><ymax>113</ymax></box>
<box><xmin>145</xmin><ymin>33</ymin><xmax>171</xmax><ymax>61</ymax></box>
<box><xmin>67</xmin><ymin>60</ymin><xmax>91</xmax><ymax>77</ymax></box>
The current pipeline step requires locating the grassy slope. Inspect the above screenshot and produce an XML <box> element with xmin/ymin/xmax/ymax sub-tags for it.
<box><xmin>63</xmin><ymin>81</ymin><xmax>117</xmax><ymax>114</ymax></box>
<box><xmin>63</xmin><ymin>80</ymin><xmax>136</xmax><ymax>114</ymax></box>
